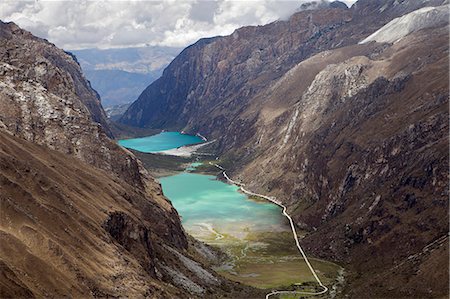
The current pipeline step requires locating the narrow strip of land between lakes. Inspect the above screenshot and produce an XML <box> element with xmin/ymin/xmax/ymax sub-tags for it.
<box><xmin>210</xmin><ymin>162</ymin><xmax>328</xmax><ymax>298</ymax></box>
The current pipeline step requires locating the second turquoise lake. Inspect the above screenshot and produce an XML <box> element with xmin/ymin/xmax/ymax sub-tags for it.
<box><xmin>118</xmin><ymin>131</ymin><xmax>204</xmax><ymax>153</ymax></box>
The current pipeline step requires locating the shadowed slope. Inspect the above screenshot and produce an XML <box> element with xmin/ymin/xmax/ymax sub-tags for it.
<box><xmin>0</xmin><ymin>130</ymin><xmax>258</xmax><ymax>298</ymax></box>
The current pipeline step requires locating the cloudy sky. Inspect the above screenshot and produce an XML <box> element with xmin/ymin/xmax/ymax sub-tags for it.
<box><xmin>0</xmin><ymin>0</ymin><xmax>357</xmax><ymax>50</ymax></box>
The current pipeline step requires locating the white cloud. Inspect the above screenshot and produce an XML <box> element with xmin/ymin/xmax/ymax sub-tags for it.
<box><xmin>0</xmin><ymin>0</ymin><xmax>357</xmax><ymax>50</ymax></box>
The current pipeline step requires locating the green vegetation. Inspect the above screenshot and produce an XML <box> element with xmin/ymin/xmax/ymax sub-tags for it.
<box><xmin>246</xmin><ymin>194</ymin><xmax>271</xmax><ymax>203</ymax></box>
<box><xmin>189</xmin><ymin>159</ymin><xmax>222</xmax><ymax>175</ymax></box>
<box><xmin>131</xmin><ymin>150</ymin><xmax>193</xmax><ymax>177</ymax></box>
<box><xmin>131</xmin><ymin>150</ymin><xmax>342</xmax><ymax>291</ymax></box>
<box><xmin>212</xmin><ymin>230</ymin><xmax>341</xmax><ymax>289</ymax></box>
<box><xmin>109</xmin><ymin>121</ymin><xmax>160</xmax><ymax>139</ymax></box>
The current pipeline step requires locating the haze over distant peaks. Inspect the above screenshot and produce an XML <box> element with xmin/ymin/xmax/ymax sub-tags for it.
<box><xmin>71</xmin><ymin>46</ymin><xmax>182</xmax><ymax>107</ymax></box>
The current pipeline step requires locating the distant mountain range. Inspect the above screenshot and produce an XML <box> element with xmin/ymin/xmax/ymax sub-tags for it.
<box><xmin>71</xmin><ymin>46</ymin><xmax>181</xmax><ymax>107</ymax></box>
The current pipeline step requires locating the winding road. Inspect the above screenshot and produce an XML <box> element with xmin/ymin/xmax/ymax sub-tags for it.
<box><xmin>211</xmin><ymin>163</ymin><xmax>328</xmax><ymax>298</ymax></box>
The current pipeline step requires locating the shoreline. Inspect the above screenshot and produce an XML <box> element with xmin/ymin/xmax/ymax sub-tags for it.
<box><xmin>157</xmin><ymin>140</ymin><xmax>215</xmax><ymax>157</ymax></box>
<box><xmin>210</xmin><ymin>162</ymin><xmax>329</xmax><ymax>298</ymax></box>
<box><xmin>160</xmin><ymin>161</ymin><xmax>341</xmax><ymax>291</ymax></box>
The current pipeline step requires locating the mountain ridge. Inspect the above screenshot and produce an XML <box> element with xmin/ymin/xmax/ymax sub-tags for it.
<box><xmin>119</xmin><ymin>1</ymin><xmax>449</xmax><ymax>297</ymax></box>
<box><xmin>0</xmin><ymin>20</ymin><xmax>257</xmax><ymax>298</ymax></box>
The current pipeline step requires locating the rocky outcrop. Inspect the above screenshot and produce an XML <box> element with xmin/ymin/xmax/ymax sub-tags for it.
<box><xmin>0</xmin><ymin>21</ymin><xmax>255</xmax><ymax>298</ymax></box>
<box><xmin>0</xmin><ymin>20</ymin><xmax>151</xmax><ymax>191</ymax></box>
<box><xmin>0</xmin><ymin>21</ymin><xmax>109</xmax><ymax>135</ymax></box>
<box><xmin>120</xmin><ymin>1</ymin><xmax>449</xmax><ymax>297</ymax></box>
<box><xmin>120</xmin><ymin>0</ymin><xmax>446</xmax><ymax>134</ymax></box>
<box><xmin>0</xmin><ymin>131</ymin><xmax>254</xmax><ymax>298</ymax></box>
<box><xmin>233</xmin><ymin>24</ymin><xmax>448</xmax><ymax>298</ymax></box>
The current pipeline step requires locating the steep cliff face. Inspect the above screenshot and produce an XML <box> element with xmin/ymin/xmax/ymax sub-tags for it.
<box><xmin>120</xmin><ymin>0</ymin><xmax>449</xmax><ymax>297</ymax></box>
<box><xmin>120</xmin><ymin>4</ymin><xmax>354</xmax><ymax>130</ymax></box>
<box><xmin>0</xmin><ymin>131</ymin><xmax>255</xmax><ymax>298</ymax></box>
<box><xmin>0</xmin><ymin>20</ymin><xmax>149</xmax><ymax>190</ymax></box>
<box><xmin>120</xmin><ymin>0</ymin><xmax>445</xmax><ymax>135</ymax></box>
<box><xmin>0</xmin><ymin>21</ymin><xmax>109</xmax><ymax>135</ymax></box>
<box><xmin>234</xmin><ymin>26</ymin><xmax>449</xmax><ymax>298</ymax></box>
<box><xmin>0</xmin><ymin>21</ymin><xmax>254</xmax><ymax>298</ymax></box>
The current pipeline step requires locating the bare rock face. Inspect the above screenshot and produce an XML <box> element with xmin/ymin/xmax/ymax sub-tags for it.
<box><xmin>120</xmin><ymin>5</ymin><xmax>354</xmax><ymax>131</ymax></box>
<box><xmin>119</xmin><ymin>1</ymin><xmax>449</xmax><ymax>297</ymax></box>
<box><xmin>0</xmin><ymin>131</ymin><xmax>250</xmax><ymax>298</ymax></box>
<box><xmin>103</xmin><ymin>211</ymin><xmax>158</xmax><ymax>277</ymax></box>
<box><xmin>0</xmin><ymin>21</ymin><xmax>109</xmax><ymax>135</ymax></box>
<box><xmin>0</xmin><ymin>21</ymin><xmax>253</xmax><ymax>298</ymax></box>
<box><xmin>233</xmin><ymin>25</ymin><xmax>449</xmax><ymax>298</ymax></box>
<box><xmin>120</xmin><ymin>0</ymin><xmax>446</xmax><ymax>134</ymax></box>
<box><xmin>0</xmin><ymin>20</ymin><xmax>150</xmax><ymax>191</ymax></box>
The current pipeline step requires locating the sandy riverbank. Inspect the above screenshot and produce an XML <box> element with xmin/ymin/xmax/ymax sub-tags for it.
<box><xmin>157</xmin><ymin>140</ymin><xmax>215</xmax><ymax>157</ymax></box>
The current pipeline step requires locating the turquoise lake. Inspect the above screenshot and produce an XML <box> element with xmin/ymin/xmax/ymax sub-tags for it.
<box><xmin>118</xmin><ymin>131</ymin><xmax>204</xmax><ymax>153</ymax></box>
<box><xmin>159</xmin><ymin>172</ymin><xmax>289</xmax><ymax>241</ymax></box>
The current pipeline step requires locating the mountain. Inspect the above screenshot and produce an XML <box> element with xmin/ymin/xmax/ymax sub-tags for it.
<box><xmin>120</xmin><ymin>0</ymin><xmax>447</xmax><ymax>130</ymax></box>
<box><xmin>0</xmin><ymin>20</ymin><xmax>255</xmax><ymax>298</ymax></box>
<box><xmin>359</xmin><ymin>4</ymin><xmax>449</xmax><ymax>44</ymax></box>
<box><xmin>83</xmin><ymin>69</ymin><xmax>154</xmax><ymax>108</ymax></box>
<box><xmin>71</xmin><ymin>46</ymin><xmax>181</xmax><ymax>107</ymax></box>
<box><xmin>104</xmin><ymin>102</ymin><xmax>132</xmax><ymax>120</ymax></box>
<box><xmin>120</xmin><ymin>1</ymin><xmax>449</xmax><ymax>297</ymax></box>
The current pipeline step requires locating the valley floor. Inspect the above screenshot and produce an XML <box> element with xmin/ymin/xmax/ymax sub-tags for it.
<box><xmin>130</xmin><ymin>147</ymin><xmax>345</xmax><ymax>297</ymax></box>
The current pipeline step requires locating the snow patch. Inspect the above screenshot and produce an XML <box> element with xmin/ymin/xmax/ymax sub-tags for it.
<box><xmin>360</xmin><ymin>5</ymin><xmax>449</xmax><ymax>44</ymax></box>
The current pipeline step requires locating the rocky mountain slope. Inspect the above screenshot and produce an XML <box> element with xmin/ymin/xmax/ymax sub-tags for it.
<box><xmin>0</xmin><ymin>20</ymin><xmax>255</xmax><ymax>298</ymax></box>
<box><xmin>235</xmin><ymin>24</ymin><xmax>449</xmax><ymax>298</ymax></box>
<box><xmin>0</xmin><ymin>23</ymin><xmax>109</xmax><ymax>137</ymax></box>
<box><xmin>120</xmin><ymin>1</ymin><xmax>449</xmax><ymax>297</ymax></box>
<box><xmin>120</xmin><ymin>0</ymin><xmax>446</xmax><ymax>132</ymax></box>
<box><xmin>0</xmin><ymin>20</ymin><xmax>147</xmax><ymax>190</ymax></box>
<box><xmin>1</xmin><ymin>130</ymin><xmax>259</xmax><ymax>298</ymax></box>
